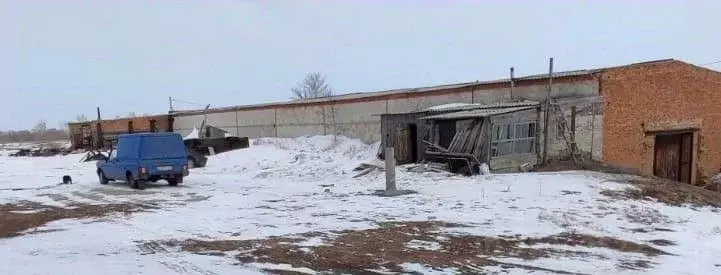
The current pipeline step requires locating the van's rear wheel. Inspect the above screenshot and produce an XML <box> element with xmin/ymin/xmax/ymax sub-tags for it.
<box><xmin>127</xmin><ymin>174</ymin><xmax>144</xmax><ymax>190</ymax></box>
<box><xmin>167</xmin><ymin>176</ymin><xmax>180</xmax><ymax>186</ymax></box>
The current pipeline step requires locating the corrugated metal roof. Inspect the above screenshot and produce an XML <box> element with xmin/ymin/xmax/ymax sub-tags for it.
<box><xmin>419</xmin><ymin>100</ymin><xmax>539</xmax><ymax>113</ymax></box>
<box><xmin>421</xmin><ymin>106</ymin><xmax>536</xmax><ymax>120</ymax></box>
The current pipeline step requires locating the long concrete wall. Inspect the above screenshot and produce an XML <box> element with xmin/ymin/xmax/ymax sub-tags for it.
<box><xmin>172</xmin><ymin>80</ymin><xmax>601</xmax><ymax>153</ymax></box>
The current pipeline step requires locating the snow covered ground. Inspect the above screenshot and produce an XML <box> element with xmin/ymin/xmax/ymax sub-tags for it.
<box><xmin>1</xmin><ymin>136</ymin><xmax>720</xmax><ymax>274</ymax></box>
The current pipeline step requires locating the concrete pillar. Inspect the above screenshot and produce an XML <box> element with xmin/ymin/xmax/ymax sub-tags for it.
<box><xmin>385</xmin><ymin>147</ymin><xmax>396</xmax><ymax>191</ymax></box>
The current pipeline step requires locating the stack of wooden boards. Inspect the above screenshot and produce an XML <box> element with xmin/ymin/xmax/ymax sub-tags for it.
<box><xmin>445</xmin><ymin>119</ymin><xmax>488</xmax><ymax>158</ymax></box>
<box><xmin>423</xmin><ymin>118</ymin><xmax>488</xmax><ymax>175</ymax></box>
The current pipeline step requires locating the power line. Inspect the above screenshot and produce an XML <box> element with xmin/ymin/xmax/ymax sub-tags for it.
<box><xmin>700</xmin><ymin>60</ymin><xmax>721</xmax><ymax>66</ymax></box>
<box><xmin>171</xmin><ymin>98</ymin><xmax>208</xmax><ymax>107</ymax></box>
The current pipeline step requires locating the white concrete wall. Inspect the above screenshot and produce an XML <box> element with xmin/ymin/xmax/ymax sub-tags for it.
<box><xmin>171</xmin><ymin>80</ymin><xmax>601</xmax><ymax>146</ymax></box>
<box><xmin>544</xmin><ymin>97</ymin><xmax>604</xmax><ymax>160</ymax></box>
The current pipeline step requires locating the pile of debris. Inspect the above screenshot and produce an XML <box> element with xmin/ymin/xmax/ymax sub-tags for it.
<box><xmin>8</xmin><ymin>147</ymin><xmax>74</xmax><ymax>157</ymax></box>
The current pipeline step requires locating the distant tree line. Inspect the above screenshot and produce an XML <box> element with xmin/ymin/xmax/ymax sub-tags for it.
<box><xmin>0</xmin><ymin>120</ymin><xmax>69</xmax><ymax>143</ymax></box>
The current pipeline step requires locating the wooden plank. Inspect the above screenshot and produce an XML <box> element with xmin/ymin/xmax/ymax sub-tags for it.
<box><xmin>453</xmin><ymin>127</ymin><xmax>472</xmax><ymax>152</ymax></box>
<box><xmin>423</xmin><ymin>140</ymin><xmax>449</xmax><ymax>153</ymax></box>
<box><xmin>462</xmin><ymin>121</ymin><xmax>482</xmax><ymax>154</ymax></box>
<box><xmin>447</xmin><ymin>126</ymin><xmax>466</xmax><ymax>152</ymax></box>
<box><xmin>472</xmin><ymin>119</ymin><xmax>488</xmax><ymax>160</ymax></box>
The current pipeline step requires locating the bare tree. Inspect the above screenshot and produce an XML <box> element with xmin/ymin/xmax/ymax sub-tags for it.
<box><xmin>75</xmin><ymin>114</ymin><xmax>88</xmax><ymax>122</ymax></box>
<box><xmin>32</xmin><ymin>120</ymin><xmax>47</xmax><ymax>133</ymax></box>
<box><xmin>291</xmin><ymin>72</ymin><xmax>333</xmax><ymax>100</ymax></box>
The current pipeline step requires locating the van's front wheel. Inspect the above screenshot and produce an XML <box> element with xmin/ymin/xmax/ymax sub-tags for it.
<box><xmin>98</xmin><ymin>170</ymin><xmax>109</xmax><ymax>185</ymax></box>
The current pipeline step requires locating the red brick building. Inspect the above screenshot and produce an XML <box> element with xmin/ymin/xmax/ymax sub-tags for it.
<box><xmin>600</xmin><ymin>60</ymin><xmax>721</xmax><ymax>185</ymax></box>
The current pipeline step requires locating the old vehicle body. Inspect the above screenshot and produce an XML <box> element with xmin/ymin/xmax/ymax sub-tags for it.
<box><xmin>96</xmin><ymin>133</ymin><xmax>189</xmax><ymax>189</ymax></box>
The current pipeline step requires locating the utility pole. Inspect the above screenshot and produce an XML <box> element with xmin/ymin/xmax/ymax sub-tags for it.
<box><xmin>95</xmin><ymin>107</ymin><xmax>104</xmax><ymax>149</ymax></box>
<box><xmin>169</xmin><ymin>97</ymin><xmax>174</xmax><ymax>112</ymax></box>
<box><xmin>510</xmin><ymin>67</ymin><xmax>515</xmax><ymax>100</ymax></box>
<box><xmin>542</xmin><ymin>58</ymin><xmax>553</xmax><ymax>164</ymax></box>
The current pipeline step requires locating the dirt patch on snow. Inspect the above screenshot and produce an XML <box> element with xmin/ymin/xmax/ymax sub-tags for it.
<box><xmin>0</xmin><ymin>200</ymin><xmax>150</xmax><ymax>238</ymax></box>
<box><xmin>534</xmin><ymin>159</ymin><xmax>640</xmax><ymax>175</ymax></box>
<box><xmin>602</xmin><ymin>178</ymin><xmax>721</xmax><ymax>208</ymax></box>
<box><xmin>158</xmin><ymin>221</ymin><xmax>668</xmax><ymax>274</ymax></box>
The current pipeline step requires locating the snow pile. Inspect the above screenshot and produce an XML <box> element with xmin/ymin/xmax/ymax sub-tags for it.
<box><xmin>200</xmin><ymin>135</ymin><xmax>378</xmax><ymax>180</ymax></box>
<box><xmin>183</xmin><ymin>127</ymin><xmax>200</xmax><ymax>140</ymax></box>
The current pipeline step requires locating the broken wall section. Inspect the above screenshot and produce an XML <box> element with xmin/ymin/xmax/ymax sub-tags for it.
<box><xmin>545</xmin><ymin>96</ymin><xmax>605</xmax><ymax>161</ymax></box>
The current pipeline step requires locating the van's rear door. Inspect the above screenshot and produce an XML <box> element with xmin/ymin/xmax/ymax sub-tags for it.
<box><xmin>139</xmin><ymin>135</ymin><xmax>187</xmax><ymax>173</ymax></box>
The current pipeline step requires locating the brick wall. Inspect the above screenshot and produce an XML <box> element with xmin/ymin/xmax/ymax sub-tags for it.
<box><xmin>99</xmin><ymin>115</ymin><xmax>171</xmax><ymax>133</ymax></box>
<box><xmin>601</xmin><ymin>60</ymin><xmax>721</xmax><ymax>184</ymax></box>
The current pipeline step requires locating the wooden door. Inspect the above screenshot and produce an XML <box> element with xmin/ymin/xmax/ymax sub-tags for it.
<box><xmin>394</xmin><ymin>125</ymin><xmax>411</xmax><ymax>164</ymax></box>
<box><xmin>654</xmin><ymin>133</ymin><xmax>693</xmax><ymax>183</ymax></box>
<box><xmin>654</xmin><ymin>134</ymin><xmax>681</xmax><ymax>181</ymax></box>
<box><xmin>679</xmin><ymin>133</ymin><xmax>693</xmax><ymax>183</ymax></box>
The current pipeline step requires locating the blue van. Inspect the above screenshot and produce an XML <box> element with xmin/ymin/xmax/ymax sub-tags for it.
<box><xmin>97</xmin><ymin>133</ymin><xmax>189</xmax><ymax>189</ymax></box>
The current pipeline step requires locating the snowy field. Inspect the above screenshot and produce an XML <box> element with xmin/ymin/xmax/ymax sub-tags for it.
<box><xmin>1</xmin><ymin>136</ymin><xmax>721</xmax><ymax>274</ymax></box>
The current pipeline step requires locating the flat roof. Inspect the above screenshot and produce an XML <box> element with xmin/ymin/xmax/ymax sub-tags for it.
<box><xmin>170</xmin><ymin>58</ymin><xmax>680</xmax><ymax>116</ymax></box>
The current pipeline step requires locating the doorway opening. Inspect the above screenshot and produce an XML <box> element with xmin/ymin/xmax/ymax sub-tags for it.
<box><xmin>437</xmin><ymin>120</ymin><xmax>456</xmax><ymax>149</ymax></box>
<box><xmin>653</xmin><ymin>131</ymin><xmax>693</xmax><ymax>183</ymax></box>
<box><xmin>409</xmin><ymin>124</ymin><xmax>418</xmax><ymax>163</ymax></box>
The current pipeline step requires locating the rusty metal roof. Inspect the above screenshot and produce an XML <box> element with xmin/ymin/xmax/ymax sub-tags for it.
<box><xmin>421</xmin><ymin>106</ymin><xmax>536</xmax><ymax>120</ymax></box>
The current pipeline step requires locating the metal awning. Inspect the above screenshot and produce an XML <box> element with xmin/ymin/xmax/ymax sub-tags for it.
<box><xmin>421</xmin><ymin>106</ymin><xmax>536</xmax><ymax>120</ymax></box>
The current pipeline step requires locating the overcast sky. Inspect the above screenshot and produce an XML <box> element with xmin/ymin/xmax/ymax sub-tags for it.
<box><xmin>2</xmin><ymin>0</ymin><xmax>720</xmax><ymax>130</ymax></box>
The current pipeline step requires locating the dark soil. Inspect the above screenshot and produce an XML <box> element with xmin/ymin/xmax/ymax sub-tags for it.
<box><xmin>0</xmin><ymin>200</ymin><xmax>149</xmax><ymax>238</ymax></box>
<box><xmin>602</xmin><ymin>178</ymin><xmax>721</xmax><ymax>208</ymax></box>
<box><xmin>159</xmin><ymin>221</ymin><xmax>668</xmax><ymax>274</ymax></box>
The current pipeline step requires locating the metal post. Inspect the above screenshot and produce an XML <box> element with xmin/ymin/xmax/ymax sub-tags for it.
<box><xmin>590</xmin><ymin>101</ymin><xmax>597</xmax><ymax>161</ymax></box>
<box><xmin>385</xmin><ymin>147</ymin><xmax>397</xmax><ymax>191</ymax></box>
<box><xmin>169</xmin><ymin>97</ymin><xmax>173</xmax><ymax>112</ymax></box>
<box><xmin>542</xmin><ymin>58</ymin><xmax>553</xmax><ymax>164</ymax></box>
<box><xmin>274</xmin><ymin>108</ymin><xmax>278</xmax><ymax>137</ymax></box>
<box><xmin>321</xmin><ymin>105</ymin><xmax>327</xmax><ymax>135</ymax></box>
<box><xmin>510</xmin><ymin>67</ymin><xmax>515</xmax><ymax>100</ymax></box>
<box><xmin>95</xmin><ymin>107</ymin><xmax>103</xmax><ymax>149</ymax></box>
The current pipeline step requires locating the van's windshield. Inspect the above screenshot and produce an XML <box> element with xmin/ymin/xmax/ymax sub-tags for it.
<box><xmin>140</xmin><ymin>135</ymin><xmax>186</xmax><ymax>160</ymax></box>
